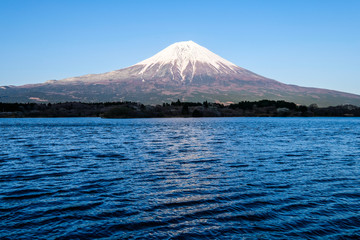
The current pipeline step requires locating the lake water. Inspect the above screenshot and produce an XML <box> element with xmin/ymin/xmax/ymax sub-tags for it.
<box><xmin>1</xmin><ymin>117</ymin><xmax>360</xmax><ymax>239</ymax></box>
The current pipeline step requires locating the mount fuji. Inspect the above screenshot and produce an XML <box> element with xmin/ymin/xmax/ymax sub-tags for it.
<box><xmin>1</xmin><ymin>40</ymin><xmax>360</xmax><ymax>106</ymax></box>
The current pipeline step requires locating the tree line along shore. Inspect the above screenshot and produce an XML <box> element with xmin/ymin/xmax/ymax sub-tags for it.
<box><xmin>0</xmin><ymin>100</ymin><xmax>359</xmax><ymax>118</ymax></box>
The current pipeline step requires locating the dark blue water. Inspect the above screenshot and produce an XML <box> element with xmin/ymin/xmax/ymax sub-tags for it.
<box><xmin>1</xmin><ymin>117</ymin><xmax>360</xmax><ymax>239</ymax></box>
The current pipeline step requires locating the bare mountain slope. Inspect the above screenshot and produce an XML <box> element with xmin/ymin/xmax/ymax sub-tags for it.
<box><xmin>1</xmin><ymin>41</ymin><xmax>360</xmax><ymax>106</ymax></box>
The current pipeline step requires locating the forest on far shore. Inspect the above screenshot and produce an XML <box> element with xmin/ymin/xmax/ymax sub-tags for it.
<box><xmin>0</xmin><ymin>100</ymin><xmax>360</xmax><ymax>118</ymax></box>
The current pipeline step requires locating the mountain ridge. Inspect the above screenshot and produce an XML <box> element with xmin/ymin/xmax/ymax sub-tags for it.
<box><xmin>1</xmin><ymin>41</ymin><xmax>360</xmax><ymax>107</ymax></box>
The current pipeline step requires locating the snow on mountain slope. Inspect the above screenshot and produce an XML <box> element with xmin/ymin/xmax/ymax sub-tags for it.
<box><xmin>135</xmin><ymin>41</ymin><xmax>238</xmax><ymax>80</ymax></box>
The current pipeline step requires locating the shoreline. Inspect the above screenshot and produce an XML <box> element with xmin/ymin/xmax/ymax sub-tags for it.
<box><xmin>0</xmin><ymin>116</ymin><xmax>358</xmax><ymax>119</ymax></box>
<box><xmin>1</xmin><ymin>100</ymin><xmax>359</xmax><ymax>118</ymax></box>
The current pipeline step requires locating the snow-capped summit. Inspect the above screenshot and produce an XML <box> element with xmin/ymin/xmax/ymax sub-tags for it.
<box><xmin>135</xmin><ymin>41</ymin><xmax>238</xmax><ymax>80</ymax></box>
<box><xmin>133</xmin><ymin>40</ymin><xmax>251</xmax><ymax>82</ymax></box>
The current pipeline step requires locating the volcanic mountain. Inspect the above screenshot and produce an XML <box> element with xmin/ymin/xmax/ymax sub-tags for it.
<box><xmin>1</xmin><ymin>40</ymin><xmax>360</xmax><ymax>106</ymax></box>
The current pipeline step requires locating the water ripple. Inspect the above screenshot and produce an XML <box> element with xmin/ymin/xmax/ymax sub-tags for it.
<box><xmin>1</xmin><ymin>117</ymin><xmax>360</xmax><ymax>239</ymax></box>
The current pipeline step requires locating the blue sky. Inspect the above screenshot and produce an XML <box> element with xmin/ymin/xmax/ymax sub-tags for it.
<box><xmin>1</xmin><ymin>0</ymin><xmax>359</xmax><ymax>94</ymax></box>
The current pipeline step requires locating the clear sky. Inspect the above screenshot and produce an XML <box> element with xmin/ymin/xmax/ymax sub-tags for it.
<box><xmin>1</xmin><ymin>0</ymin><xmax>359</xmax><ymax>94</ymax></box>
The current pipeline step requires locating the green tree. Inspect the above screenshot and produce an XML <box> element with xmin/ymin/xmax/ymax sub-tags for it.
<box><xmin>182</xmin><ymin>104</ymin><xmax>189</xmax><ymax>115</ymax></box>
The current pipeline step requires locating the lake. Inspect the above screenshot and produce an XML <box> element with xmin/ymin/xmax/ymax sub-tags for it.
<box><xmin>1</xmin><ymin>117</ymin><xmax>360</xmax><ymax>239</ymax></box>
